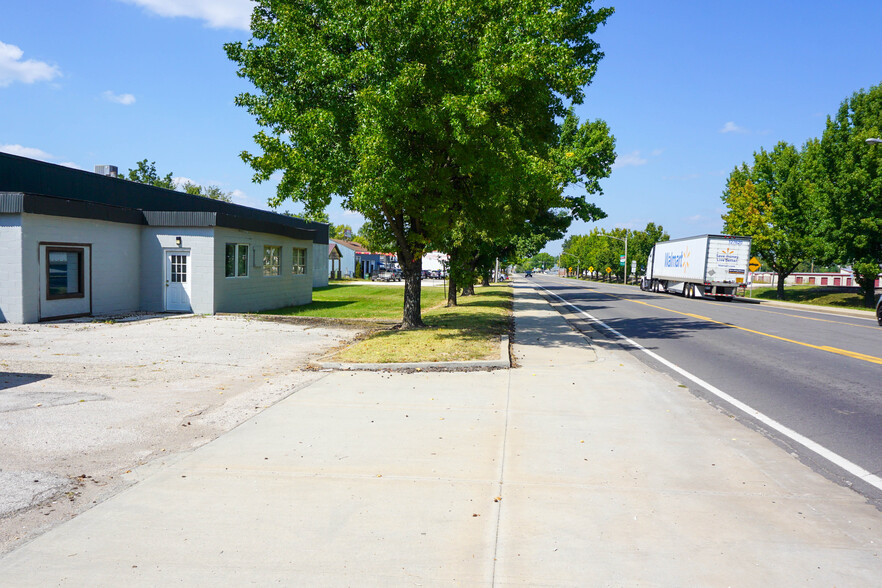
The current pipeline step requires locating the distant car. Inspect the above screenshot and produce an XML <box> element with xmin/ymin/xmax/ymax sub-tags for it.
<box><xmin>370</xmin><ymin>268</ymin><xmax>401</xmax><ymax>282</ymax></box>
<box><xmin>877</xmin><ymin>294</ymin><xmax>882</xmax><ymax>326</ymax></box>
<box><xmin>525</xmin><ymin>270</ymin><xmax>533</xmax><ymax>277</ymax></box>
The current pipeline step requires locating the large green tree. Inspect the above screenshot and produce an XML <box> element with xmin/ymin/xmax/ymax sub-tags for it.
<box><xmin>721</xmin><ymin>141</ymin><xmax>819</xmax><ymax>300</ymax></box>
<box><xmin>808</xmin><ymin>83</ymin><xmax>882</xmax><ymax>307</ymax></box>
<box><xmin>226</xmin><ymin>0</ymin><xmax>615</xmax><ymax>328</ymax></box>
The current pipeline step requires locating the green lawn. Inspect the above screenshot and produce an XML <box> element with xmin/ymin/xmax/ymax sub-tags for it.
<box><xmin>259</xmin><ymin>284</ymin><xmax>512</xmax><ymax>363</ymax></box>
<box><xmin>746</xmin><ymin>285</ymin><xmax>873</xmax><ymax>311</ymax></box>
<box><xmin>260</xmin><ymin>284</ymin><xmax>447</xmax><ymax>319</ymax></box>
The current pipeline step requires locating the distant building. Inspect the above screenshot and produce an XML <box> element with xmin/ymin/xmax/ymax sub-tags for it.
<box><xmin>329</xmin><ymin>238</ymin><xmax>396</xmax><ymax>278</ymax></box>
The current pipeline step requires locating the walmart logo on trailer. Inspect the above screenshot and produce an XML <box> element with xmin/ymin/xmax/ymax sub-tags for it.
<box><xmin>664</xmin><ymin>247</ymin><xmax>690</xmax><ymax>269</ymax></box>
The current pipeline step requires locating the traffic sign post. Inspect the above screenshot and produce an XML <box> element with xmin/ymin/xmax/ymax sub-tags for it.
<box><xmin>747</xmin><ymin>257</ymin><xmax>761</xmax><ymax>298</ymax></box>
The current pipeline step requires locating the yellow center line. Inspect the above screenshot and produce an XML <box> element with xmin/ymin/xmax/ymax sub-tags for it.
<box><xmin>592</xmin><ymin>289</ymin><xmax>882</xmax><ymax>366</ymax></box>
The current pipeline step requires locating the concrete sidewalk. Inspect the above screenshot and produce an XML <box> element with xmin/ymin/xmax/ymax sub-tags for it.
<box><xmin>1</xmin><ymin>282</ymin><xmax>881</xmax><ymax>586</ymax></box>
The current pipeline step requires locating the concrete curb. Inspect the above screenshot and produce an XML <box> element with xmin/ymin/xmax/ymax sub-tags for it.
<box><xmin>315</xmin><ymin>335</ymin><xmax>510</xmax><ymax>371</ymax></box>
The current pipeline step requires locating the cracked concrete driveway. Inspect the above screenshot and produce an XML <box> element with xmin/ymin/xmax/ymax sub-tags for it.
<box><xmin>0</xmin><ymin>313</ymin><xmax>361</xmax><ymax>554</ymax></box>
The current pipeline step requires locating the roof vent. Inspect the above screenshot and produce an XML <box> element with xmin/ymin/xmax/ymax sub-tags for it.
<box><xmin>94</xmin><ymin>165</ymin><xmax>118</xmax><ymax>178</ymax></box>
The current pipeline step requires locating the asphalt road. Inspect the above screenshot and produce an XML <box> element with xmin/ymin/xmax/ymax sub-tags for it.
<box><xmin>526</xmin><ymin>274</ymin><xmax>882</xmax><ymax>505</ymax></box>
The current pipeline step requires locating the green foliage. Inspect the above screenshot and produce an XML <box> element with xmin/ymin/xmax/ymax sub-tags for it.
<box><xmin>226</xmin><ymin>0</ymin><xmax>616</xmax><ymax>325</ymax></box>
<box><xmin>721</xmin><ymin>141</ymin><xmax>819</xmax><ymax>299</ymax></box>
<box><xmin>808</xmin><ymin>82</ymin><xmax>882</xmax><ymax>306</ymax></box>
<box><xmin>530</xmin><ymin>252</ymin><xmax>556</xmax><ymax>270</ymax></box>
<box><xmin>182</xmin><ymin>181</ymin><xmax>233</xmax><ymax>202</ymax></box>
<box><xmin>125</xmin><ymin>159</ymin><xmax>176</xmax><ymax>190</ymax></box>
<box><xmin>330</xmin><ymin>224</ymin><xmax>354</xmax><ymax>240</ymax></box>
<box><xmin>562</xmin><ymin>223</ymin><xmax>668</xmax><ymax>278</ymax></box>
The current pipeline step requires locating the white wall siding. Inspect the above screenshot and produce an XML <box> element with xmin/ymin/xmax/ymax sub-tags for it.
<box><xmin>213</xmin><ymin>228</ymin><xmax>313</xmax><ymax>313</ymax></box>
<box><xmin>0</xmin><ymin>215</ymin><xmax>23</xmax><ymax>322</ymax></box>
<box><xmin>139</xmin><ymin>228</ymin><xmax>215</xmax><ymax>314</ymax></box>
<box><xmin>20</xmin><ymin>213</ymin><xmax>141</xmax><ymax>321</ymax></box>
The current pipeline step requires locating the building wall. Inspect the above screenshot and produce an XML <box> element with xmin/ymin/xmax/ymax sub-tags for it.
<box><xmin>139</xmin><ymin>228</ymin><xmax>215</xmax><ymax>314</ymax></box>
<box><xmin>0</xmin><ymin>215</ymin><xmax>23</xmax><ymax>323</ymax></box>
<box><xmin>19</xmin><ymin>213</ymin><xmax>141</xmax><ymax>322</ymax></box>
<box><xmin>213</xmin><ymin>227</ymin><xmax>313</xmax><ymax>313</ymax></box>
<box><xmin>312</xmin><ymin>244</ymin><xmax>328</xmax><ymax>288</ymax></box>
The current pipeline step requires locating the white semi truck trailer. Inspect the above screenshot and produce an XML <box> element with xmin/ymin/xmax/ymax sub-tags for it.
<box><xmin>640</xmin><ymin>234</ymin><xmax>752</xmax><ymax>299</ymax></box>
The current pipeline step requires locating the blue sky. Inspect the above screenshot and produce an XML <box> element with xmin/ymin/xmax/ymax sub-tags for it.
<box><xmin>3</xmin><ymin>1</ymin><xmax>881</xmax><ymax>256</ymax></box>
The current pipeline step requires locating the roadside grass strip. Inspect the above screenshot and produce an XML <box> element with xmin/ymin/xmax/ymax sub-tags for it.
<box><xmin>262</xmin><ymin>284</ymin><xmax>512</xmax><ymax>363</ymax></box>
<box><xmin>747</xmin><ymin>285</ymin><xmax>871</xmax><ymax>311</ymax></box>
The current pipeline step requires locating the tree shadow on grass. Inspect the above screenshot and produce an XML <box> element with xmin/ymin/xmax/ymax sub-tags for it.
<box><xmin>259</xmin><ymin>300</ymin><xmax>358</xmax><ymax>315</ymax></box>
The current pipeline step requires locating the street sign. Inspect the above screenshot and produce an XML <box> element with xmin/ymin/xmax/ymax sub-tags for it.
<box><xmin>748</xmin><ymin>257</ymin><xmax>761</xmax><ymax>272</ymax></box>
<box><xmin>631</xmin><ymin>260</ymin><xmax>636</xmax><ymax>272</ymax></box>
<box><xmin>619</xmin><ymin>254</ymin><xmax>625</xmax><ymax>266</ymax></box>
<box><xmin>605</xmin><ymin>266</ymin><xmax>612</xmax><ymax>274</ymax></box>
<box><xmin>588</xmin><ymin>266</ymin><xmax>594</xmax><ymax>273</ymax></box>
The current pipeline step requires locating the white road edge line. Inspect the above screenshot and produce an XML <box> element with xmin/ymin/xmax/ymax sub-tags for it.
<box><xmin>535</xmin><ymin>282</ymin><xmax>882</xmax><ymax>493</ymax></box>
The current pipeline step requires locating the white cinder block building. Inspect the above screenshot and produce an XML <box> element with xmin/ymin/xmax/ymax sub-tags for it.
<box><xmin>0</xmin><ymin>153</ymin><xmax>329</xmax><ymax>323</ymax></box>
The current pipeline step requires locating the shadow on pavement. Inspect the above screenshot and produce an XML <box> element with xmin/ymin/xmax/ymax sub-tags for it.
<box><xmin>0</xmin><ymin>372</ymin><xmax>52</xmax><ymax>391</ymax></box>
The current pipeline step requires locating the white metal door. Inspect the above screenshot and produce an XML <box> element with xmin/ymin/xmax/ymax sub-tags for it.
<box><xmin>165</xmin><ymin>251</ymin><xmax>191</xmax><ymax>311</ymax></box>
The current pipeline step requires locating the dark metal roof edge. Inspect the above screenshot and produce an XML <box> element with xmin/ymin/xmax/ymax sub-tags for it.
<box><xmin>0</xmin><ymin>152</ymin><xmax>330</xmax><ymax>244</ymax></box>
<box><xmin>215</xmin><ymin>213</ymin><xmax>316</xmax><ymax>242</ymax></box>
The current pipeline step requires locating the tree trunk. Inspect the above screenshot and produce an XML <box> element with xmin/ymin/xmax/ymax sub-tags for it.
<box><xmin>400</xmin><ymin>257</ymin><xmax>425</xmax><ymax>329</ymax></box>
<box><xmin>447</xmin><ymin>270</ymin><xmax>457</xmax><ymax>307</ymax></box>
<box><xmin>462</xmin><ymin>282</ymin><xmax>475</xmax><ymax>296</ymax></box>
<box><xmin>776</xmin><ymin>277</ymin><xmax>786</xmax><ymax>300</ymax></box>
<box><xmin>481</xmin><ymin>271</ymin><xmax>490</xmax><ymax>287</ymax></box>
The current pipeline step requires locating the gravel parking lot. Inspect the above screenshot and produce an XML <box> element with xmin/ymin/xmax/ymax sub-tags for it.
<box><xmin>0</xmin><ymin>314</ymin><xmax>361</xmax><ymax>554</ymax></box>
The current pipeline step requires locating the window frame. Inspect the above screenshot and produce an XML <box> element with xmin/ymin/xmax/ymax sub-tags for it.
<box><xmin>46</xmin><ymin>247</ymin><xmax>85</xmax><ymax>300</ymax></box>
<box><xmin>263</xmin><ymin>245</ymin><xmax>281</xmax><ymax>277</ymax></box>
<box><xmin>292</xmin><ymin>247</ymin><xmax>308</xmax><ymax>275</ymax></box>
<box><xmin>225</xmin><ymin>243</ymin><xmax>250</xmax><ymax>278</ymax></box>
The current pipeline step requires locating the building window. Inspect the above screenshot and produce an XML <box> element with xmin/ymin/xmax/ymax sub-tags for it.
<box><xmin>821</xmin><ymin>277</ymin><xmax>828</xmax><ymax>286</ymax></box>
<box><xmin>263</xmin><ymin>245</ymin><xmax>281</xmax><ymax>276</ymax></box>
<box><xmin>292</xmin><ymin>247</ymin><xmax>307</xmax><ymax>275</ymax></box>
<box><xmin>46</xmin><ymin>248</ymin><xmax>84</xmax><ymax>299</ymax></box>
<box><xmin>225</xmin><ymin>243</ymin><xmax>249</xmax><ymax>277</ymax></box>
<box><xmin>795</xmin><ymin>276</ymin><xmax>803</xmax><ymax>284</ymax></box>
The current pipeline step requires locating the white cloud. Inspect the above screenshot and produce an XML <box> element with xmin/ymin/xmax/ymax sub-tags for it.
<box><xmin>174</xmin><ymin>176</ymin><xmax>195</xmax><ymax>188</ymax></box>
<box><xmin>0</xmin><ymin>144</ymin><xmax>83</xmax><ymax>169</ymax></box>
<box><xmin>720</xmin><ymin>121</ymin><xmax>749</xmax><ymax>134</ymax></box>
<box><xmin>0</xmin><ymin>41</ymin><xmax>60</xmax><ymax>87</ymax></box>
<box><xmin>612</xmin><ymin>150</ymin><xmax>648</xmax><ymax>169</ymax></box>
<box><xmin>103</xmin><ymin>90</ymin><xmax>136</xmax><ymax>105</ymax></box>
<box><xmin>120</xmin><ymin>0</ymin><xmax>252</xmax><ymax>30</ymax></box>
<box><xmin>0</xmin><ymin>143</ymin><xmax>54</xmax><ymax>160</ymax></box>
<box><xmin>230</xmin><ymin>189</ymin><xmax>251</xmax><ymax>204</ymax></box>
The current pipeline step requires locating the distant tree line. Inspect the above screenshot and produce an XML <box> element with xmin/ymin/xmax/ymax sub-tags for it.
<box><xmin>559</xmin><ymin>223</ymin><xmax>669</xmax><ymax>280</ymax></box>
<box><xmin>721</xmin><ymin>82</ymin><xmax>882</xmax><ymax>305</ymax></box>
